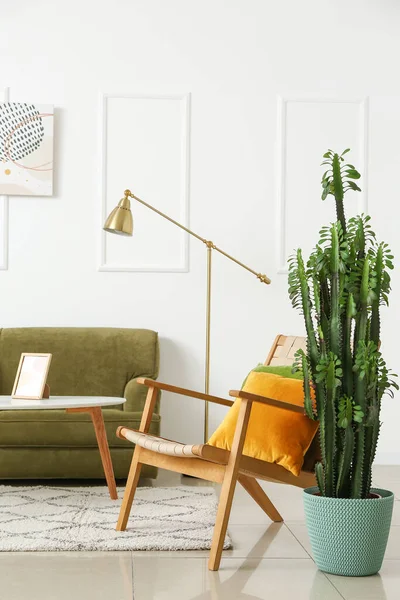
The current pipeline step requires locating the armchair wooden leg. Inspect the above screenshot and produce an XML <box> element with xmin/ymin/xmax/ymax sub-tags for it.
<box><xmin>116</xmin><ymin>447</ymin><xmax>142</xmax><ymax>531</ymax></box>
<box><xmin>208</xmin><ymin>467</ymin><xmax>238</xmax><ymax>571</ymax></box>
<box><xmin>208</xmin><ymin>398</ymin><xmax>252</xmax><ymax>571</ymax></box>
<box><xmin>238</xmin><ymin>475</ymin><xmax>283</xmax><ymax>522</ymax></box>
<box><xmin>116</xmin><ymin>385</ymin><xmax>159</xmax><ymax>531</ymax></box>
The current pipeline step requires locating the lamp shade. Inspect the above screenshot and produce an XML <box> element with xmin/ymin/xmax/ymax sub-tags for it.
<box><xmin>103</xmin><ymin>197</ymin><xmax>133</xmax><ymax>236</ymax></box>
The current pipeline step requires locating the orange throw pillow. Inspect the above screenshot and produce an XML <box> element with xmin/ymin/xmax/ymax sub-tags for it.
<box><xmin>208</xmin><ymin>371</ymin><xmax>318</xmax><ymax>476</ymax></box>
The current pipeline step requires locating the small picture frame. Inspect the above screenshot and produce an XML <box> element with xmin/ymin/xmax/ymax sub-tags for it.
<box><xmin>12</xmin><ymin>353</ymin><xmax>52</xmax><ymax>400</ymax></box>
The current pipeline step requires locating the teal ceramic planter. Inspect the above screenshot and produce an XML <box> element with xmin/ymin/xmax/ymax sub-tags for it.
<box><xmin>303</xmin><ymin>487</ymin><xmax>394</xmax><ymax>576</ymax></box>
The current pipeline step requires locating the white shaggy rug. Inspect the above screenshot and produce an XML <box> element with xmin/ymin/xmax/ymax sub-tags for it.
<box><xmin>0</xmin><ymin>485</ymin><xmax>232</xmax><ymax>552</ymax></box>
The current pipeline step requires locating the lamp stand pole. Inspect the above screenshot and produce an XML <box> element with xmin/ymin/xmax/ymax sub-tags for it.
<box><xmin>204</xmin><ymin>244</ymin><xmax>212</xmax><ymax>442</ymax></box>
<box><xmin>115</xmin><ymin>190</ymin><xmax>271</xmax><ymax>443</ymax></box>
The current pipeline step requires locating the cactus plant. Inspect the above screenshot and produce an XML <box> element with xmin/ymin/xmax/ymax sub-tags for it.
<box><xmin>288</xmin><ymin>149</ymin><xmax>398</xmax><ymax>499</ymax></box>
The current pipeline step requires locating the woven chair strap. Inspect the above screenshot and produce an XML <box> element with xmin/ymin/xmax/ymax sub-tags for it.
<box><xmin>122</xmin><ymin>429</ymin><xmax>197</xmax><ymax>458</ymax></box>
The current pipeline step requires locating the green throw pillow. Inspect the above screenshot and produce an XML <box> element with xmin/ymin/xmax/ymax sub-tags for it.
<box><xmin>242</xmin><ymin>364</ymin><xmax>303</xmax><ymax>388</ymax></box>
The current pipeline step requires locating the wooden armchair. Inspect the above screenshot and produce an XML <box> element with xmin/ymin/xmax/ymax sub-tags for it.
<box><xmin>116</xmin><ymin>335</ymin><xmax>317</xmax><ymax>571</ymax></box>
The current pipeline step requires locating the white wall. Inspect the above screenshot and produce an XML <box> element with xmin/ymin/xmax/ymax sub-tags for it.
<box><xmin>1</xmin><ymin>0</ymin><xmax>400</xmax><ymax>462</ymax></box>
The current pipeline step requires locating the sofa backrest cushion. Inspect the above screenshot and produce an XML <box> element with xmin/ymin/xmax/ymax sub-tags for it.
<box><xmin>0</xmin><ymin>328</ymin><xmax>159</xmax><ymax>398</ymax></box>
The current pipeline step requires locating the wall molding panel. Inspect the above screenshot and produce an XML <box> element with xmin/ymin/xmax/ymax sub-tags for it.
<box><xmin>276</xmin><ymin>95</ymin><xmax>369</xmax><ymax>274</ymax></box>
<box><xmin>99</xmin><ymin>92</ymin><xmax>191</xmax><ymax>272</ymax></box>
<box><xmin>0</xmin><ymin>87</ymin><xmax>10</xmax><ymax>271</ymax></box>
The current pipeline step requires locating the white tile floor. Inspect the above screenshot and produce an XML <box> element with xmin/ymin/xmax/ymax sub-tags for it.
<box><xmin>0</xmin><ymin>466</ymin><xmax>399</xmax><ymax>599</ymax></box>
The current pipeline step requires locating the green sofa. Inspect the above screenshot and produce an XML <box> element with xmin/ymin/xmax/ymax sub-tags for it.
<box><xmin>0</xmin><ymin>327</ymin><xmax>160</xmax><ymax>479</ymax></box>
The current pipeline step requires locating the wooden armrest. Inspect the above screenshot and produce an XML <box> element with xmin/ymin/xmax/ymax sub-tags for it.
<box><xmin>137</xmin><ymin>378</ymin><xmax>234</xmax><ymax>407</ymax></box>
<box><xmin>229</xmin><ymin>390</ymin><xmax>305</xmax><ymax>414</ymax></box>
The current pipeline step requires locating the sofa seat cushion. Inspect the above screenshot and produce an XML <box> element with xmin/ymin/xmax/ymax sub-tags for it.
<box><xmin>0</xmin><ymin>448</ymin><xmax>157</xmax><ymax>480</ymax></box>
<box><xmin>0</xmin><ymin>410</ymin><xmax>160</xmax><ymax>448</ymax></box>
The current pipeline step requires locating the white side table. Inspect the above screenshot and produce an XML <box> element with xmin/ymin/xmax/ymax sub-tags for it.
<box><xmin>0</xmin><ymin>396</ymin><xmax>126</xmax><ymax>500</ymax></box>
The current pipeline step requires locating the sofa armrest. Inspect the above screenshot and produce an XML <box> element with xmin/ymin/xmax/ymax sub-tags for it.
<box><xmin>123</xmin><ymin>377</ymin><xmax>160</xmax><ymax>414</ymax></box>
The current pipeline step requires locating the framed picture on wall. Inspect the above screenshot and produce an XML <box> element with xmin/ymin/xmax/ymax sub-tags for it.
<box><xmin>0</xmin><ymin>103</ymin><xmax>54</xmax><ymax>196</ymax></box>
<box><xmin>11</xmin><ymin>353</ymin><xmax>52</xmax><ymax>400</ymax></box>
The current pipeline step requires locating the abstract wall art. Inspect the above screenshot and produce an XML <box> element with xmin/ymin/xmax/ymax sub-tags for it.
<box><xmin>0</xmin><ymin>103</ymin><xmax>54</xmax><ymax>196</ymax></box>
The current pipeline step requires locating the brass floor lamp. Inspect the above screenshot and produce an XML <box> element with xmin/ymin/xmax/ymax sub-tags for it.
<box><xmin>104</xmin><ymin>189</ymin><xmax>271</xmax><ymax>442</ymax></box>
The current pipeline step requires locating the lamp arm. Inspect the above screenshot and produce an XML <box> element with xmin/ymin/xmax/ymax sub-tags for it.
<box><xmin>126</xmin><ymin>190</ymin><xmax>271</xmax><ymax>285</ymax></box>
<box><xmin>212</xmin><ymin>245</ymin><xmax>271</xmax><ymax>284</ymax></box>
<box><xmin>128</xmin><ymin>190</ymin><xmax>206</xmax><ymax>244</ymax></box>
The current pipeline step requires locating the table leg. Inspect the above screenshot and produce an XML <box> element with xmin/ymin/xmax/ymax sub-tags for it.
<box><xmin>66</xmin><ymin>406</ymin><xmax>118</xmax><ymax>500</ymax></box>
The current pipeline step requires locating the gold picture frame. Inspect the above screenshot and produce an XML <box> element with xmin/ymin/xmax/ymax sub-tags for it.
<box><xmin>11</xmin><ymin>353</ymin><xmax>52</xmax><ymax>400</ymax></box>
